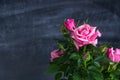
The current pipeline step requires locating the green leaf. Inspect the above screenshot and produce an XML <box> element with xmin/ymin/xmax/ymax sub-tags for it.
<box><xmin>94</xmin><ymin>61</ymin><xmax>101</xmax><ymax>68</ymax></box>
<box><xmin>95</xmin><ymin>56</ymin><xmax>104</xmax><ymax>61</ymax></box>
<box><xmin>88</xmin><ymin>66</ymin><xmax>103</xmax><ymax>80</ymax></box>
<box><xmin>83</xmin><ymin>19</ymin><xmax>89</xmax><ymax>24</ymax></box>
<box><xmin>77</xmin><ymin>58</ymin><xmax>81</xmax><ymax>67</ymax></box>
<box><xmin>45</xmin><ymin>64</ymin><xmax>59</xmax><ymax>73</ymax></box>
<box><xmin>57</xmin><ymin>42</ymin><xmax>65</xmax><ymax>51</ymax></box>
<box><xmin>89</xmin><ymin>71</ymin><xmax>103</xmax><ymax>80</ymax></box>
<box><xmin>76</xmin><ymin>20</ymin><xmax>80</xmax><ymax>27</ymax></box>
<box><xmin>73</xmin><ymin>73</ymin><xmax>80</xmax><ymax>80</ymax></box>
<box><xmin>98</xmin><ymin>45</ymin><xmax>108</xmax><ymax>53</ymax></box>
<box><xmin>60</xmin><ymin>25</ymin><xmax>69</xmax><ymax>38</ymax></box>
<box><xmin>114</xmin><ymin>69</ymin><xmax>120</xmax><ymax>75</ymax></box>
<box><xmin>69</xmin><ymin>53</ymin><xmax>80</xmax><ymax>60</ymax></box>
<box><xmin>110</xmin><ymin>68</ymin><xmax>120</xmax><ymax>79</ymax></box>
<box><xmin>55</xmin><ymin>72</ymin><xmax>63</xmax><ymax>80</ymax></box>
<box><xmin>88</xmin><ymin>65</ymin><xmax>99</xmax><ymax>72</ymax></box>
<box><xmin>110</xmin><ymin>73</ymin><xmax>119</xmax><ymax>80</ymax></box>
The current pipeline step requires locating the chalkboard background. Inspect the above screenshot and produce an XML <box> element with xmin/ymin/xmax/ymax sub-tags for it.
<box><xmin>0</xmin><ymin>0</ymin><xmax>120</xmax><ymax>80</ymax></box>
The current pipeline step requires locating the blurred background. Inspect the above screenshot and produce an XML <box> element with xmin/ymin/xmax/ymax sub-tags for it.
<box><xmin>0</xmin><ymin>0</ymin><xmax>120</xmax><ymax>80</ymax></box>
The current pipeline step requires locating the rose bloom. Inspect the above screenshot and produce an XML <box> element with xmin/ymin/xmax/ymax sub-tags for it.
<box><xmin>50</xmin><ymin>49</ymin><xmax>63</xmax><ymax>62</ymax></box>
<box><xmin>71</xmin><ymin>24</ymin><xmax>101</xmax><ymax>50</ymax></box>
<box><xmin>107</xmin><ymin>48</ymin><xmax>120</xmax><ymax>63</ymax></box>
<box><xmin>64</xmin><ymin>19</ymin><xmax>76</xmax><ymax>31</ymax></box>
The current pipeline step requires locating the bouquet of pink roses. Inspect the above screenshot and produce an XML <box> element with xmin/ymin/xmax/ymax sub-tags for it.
<box><xmin>46</xmin><ymin>19</ymin><xmax>120</xmax><ymax>80</ymax></box>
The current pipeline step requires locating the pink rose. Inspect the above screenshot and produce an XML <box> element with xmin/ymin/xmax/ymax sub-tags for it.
<box><xmin>107</xmin><ymin>48</ymin><xmax>120</xmax><ymax>63</ymax></box>
<box><xmin>71</xmin><ymin>24</ymin><xmax>101</xmax><ymax>50</ymax></box>
<box><xmin>50</xmin><ymin>49</ymin><xmax>63</xmax><ymax>62</ymax></box>
<box><xmin>64</xmin><ymin>19</ymin><xmax>76</xmax><ymax>31</ymax></box>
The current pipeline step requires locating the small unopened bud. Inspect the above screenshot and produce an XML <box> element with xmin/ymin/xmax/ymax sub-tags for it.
<box><xmin>82</xmin><ymin>52</ymin><xmax>91</xmax><ymax>61</ymax></box>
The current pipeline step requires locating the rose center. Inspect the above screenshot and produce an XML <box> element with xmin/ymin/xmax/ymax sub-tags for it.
<box><xmin>81</xmin><ymin>29</ymin><xmax>89</xmax><ymax>35</ymax></box>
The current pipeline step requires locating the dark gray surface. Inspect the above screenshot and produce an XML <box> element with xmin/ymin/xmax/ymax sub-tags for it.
<box><xmin>0</xmin><ymin>0</ymin><xmax>120</xmax><ymax>80</ymax></box>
